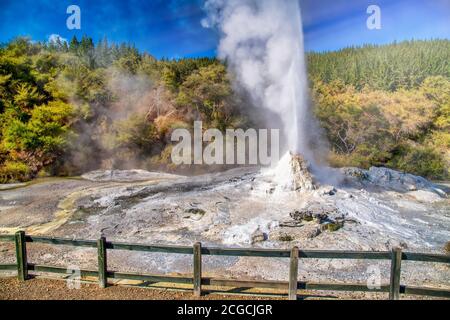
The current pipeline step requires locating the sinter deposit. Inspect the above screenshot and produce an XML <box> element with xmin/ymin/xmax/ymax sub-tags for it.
<box><xmin>1</xmin><ymin>156</ymin><xmax>448</xmax><ymax>291</ymax></box>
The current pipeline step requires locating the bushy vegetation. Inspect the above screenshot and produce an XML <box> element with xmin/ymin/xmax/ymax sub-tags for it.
<box><xmin>0</xmin><ymin>36</ymin><xmax>243</xmax><ymax>181</ymax></box>
<box><xmin>0</xmin><ymin>161</ymin><xmax>31</xmax><ymax>183</ymax></box>
<box><xmin>0</xmin><ymin>37</ymin><xmax>448</xmax><ymax>182</ymax></box>
<box><xmin>310</xmin><ymin>40</ymin><xmax>450</xmax><ymax>179</ymax></box>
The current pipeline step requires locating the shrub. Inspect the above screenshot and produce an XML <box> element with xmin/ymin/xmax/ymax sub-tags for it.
<box><xmin>0</xmin><ymin>161</ymin><xmax>31</xmax><ymax>183</ymax></box>
<box><xmin>389</xmin><ymin>146</ymin><xmax>447</xmax><ymax>180</ymax></box>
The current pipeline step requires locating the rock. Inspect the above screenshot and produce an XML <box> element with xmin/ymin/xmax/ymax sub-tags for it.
<box><xmin>341</xmin><ymin>168</ymin><xmax>369</xmax><ymax>180</ymax></box>
<box><xmin>290</xmin><ymin>153</ymin><xmax>317</xmax><ymax>191</ymax></box>
<box><xmin>305</xmin><ymin>227</ymin><xmax>322</xmax><ymax>239</ymax></box>
<box><xmin>278</xmin><ymin>233</ymin><xmax>294</xmax><ymax>242</ymax></box>
<box><xmin>342</xmin><ymin>166</ymin><xmax>447</xmax><ymax>198</ymax></box>
<box><xmin>321</xmin><ymin>222</ymin><xmax>344</xmax><ymax>232</ymax></box>
<box><xmin>279</xmin><ymin>220</ymin><xmax>303</xmax><ymax>228</ymax></box>
<box><xmin>184</xmin><ymin>208</ymin><xmax>206</xmax><ymax>220</ymax></box>
<box><xmin>292</xmin><ymin>210</ymin><xmax>322</xmax><ymax>222</ymax></box>
<box><xmin>321</xmin><ymin>185</ymin><xmax>337</xmax><ymax>196</ymax></box>
<box><xmin>251</xmin><ymin>229</ymin><xmax>267</xmax><ymax>244</ymax></box>
<box><xmin>367</xmin><ymin>167</ymin><xmax>393</xmax><ymax>184</ymax></box>
<box><xmin>267</xmin><ymin>187</ymin><xmax>275</xmax><ymax>194</ymax></box>
<box><xmin>290</xmin><ymin>203</ymin><xmax>337</xmax><ymax>224</ymax></box>
<box><xmin>290</xmin><ymin>210</ymin><xmax>314</xmax><ymax>221</ymax></box>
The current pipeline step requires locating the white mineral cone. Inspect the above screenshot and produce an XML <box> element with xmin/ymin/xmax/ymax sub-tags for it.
<box><xmin>267</xmin><ymin>152</ymin><xmax>317</xmax><ymax>192</ymax></box>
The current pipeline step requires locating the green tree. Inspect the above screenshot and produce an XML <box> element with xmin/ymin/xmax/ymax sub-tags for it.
<box><xmin>4</xmin><ymin>101</ymin><xmax>73</xmax><ymax>153</ymax></box>
<box><xmin>176</xmin><ymin>64</ymin><xmax>233</xmax><ymax>129</ymax></box>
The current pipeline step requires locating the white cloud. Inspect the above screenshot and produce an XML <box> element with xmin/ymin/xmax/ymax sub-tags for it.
<box><xmin>48</xmin><ymin>34</ymin><xmax>68</xmax><ymax>45</ymax></box>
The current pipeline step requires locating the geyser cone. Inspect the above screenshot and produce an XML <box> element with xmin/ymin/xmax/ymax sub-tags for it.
<box><xmin>270</xmin><ymin>152</ymin><xmax>318</xmax><ymax>192</ymax></box>
<box><xmin>289</xmin><ymin>152</ymin><xmax>317</xmax><ymax>191</ymax></box>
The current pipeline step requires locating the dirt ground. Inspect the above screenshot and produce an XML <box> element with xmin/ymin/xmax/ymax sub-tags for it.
<box><xmin>0</xmin><ymin>277</ymin><xmax>282</xmax><ymax>300</ymax></box>
<box><xmin>1</xmin><ymin>276</ymin><xmax>446</xmax><ymax>300</ymax></box>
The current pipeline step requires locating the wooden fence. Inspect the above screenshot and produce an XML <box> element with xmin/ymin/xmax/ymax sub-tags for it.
<box><xmin>0</xmin><ymin>231</ymin><xmax>449</xmax><ymax>300</ymax></box>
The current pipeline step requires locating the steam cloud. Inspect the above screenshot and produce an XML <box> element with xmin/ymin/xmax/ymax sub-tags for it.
<box><xmin>202</xmin><ymin>0</ymin><xmax>322</xmax><ymax>167</ymax></box>
<box><xmin>63</xmin><ymin>66</ymin><xmax>167</xmax><ymax>173</ymax></box>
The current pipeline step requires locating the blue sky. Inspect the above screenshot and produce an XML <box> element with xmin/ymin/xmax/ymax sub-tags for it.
<box><xmin>0</xmin><ymin>0</ymin><xmax>449</xmax><ymax>58</ymax></box>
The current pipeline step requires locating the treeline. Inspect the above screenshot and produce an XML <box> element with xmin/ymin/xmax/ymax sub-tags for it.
<box><xmin>309</xmin><ymin>40</ymin><xmax>450</xmax><ymax>179</ymax></box>
<box><xmin>308</xmin><ymin>40</ymin><xmax>450</xmax><ymax>91</ymax></box>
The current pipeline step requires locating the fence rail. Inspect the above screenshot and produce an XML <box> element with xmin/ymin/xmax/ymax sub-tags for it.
<box><xmin>0</xmin><ymin>232</ymin><xmax>449</xmax><ymax>300</ymax></box>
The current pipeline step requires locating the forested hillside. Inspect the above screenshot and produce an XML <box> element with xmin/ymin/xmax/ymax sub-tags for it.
<box><xmin>309</xmin><ymin>40</ymin><xmax>450</xmax><ymax>179</ymax></box>
<box><xmin>308</xmin><ymin>40</ymin><xmax>450</xmax><ymax>91</ymax></box>
<box><xmin>0</xmin><ymin>37</ymin><xmax>449</xmax><ymax>182</ymax></box>
<box><xmin>0</xmin><ymin>36</ymin><xmax>244</xmax><ymax>182</ymax></box>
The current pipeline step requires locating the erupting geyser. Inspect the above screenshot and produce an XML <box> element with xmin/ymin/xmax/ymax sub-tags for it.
<box><xmin>203</xmin><ymin>0</ymin><xmax>322</xmax><ymax>189</ymax></box>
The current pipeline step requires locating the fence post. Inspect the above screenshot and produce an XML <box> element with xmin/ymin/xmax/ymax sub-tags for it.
<box><xmin>14</xmin><ymin>231</ymin><xmax>28</xmax><ymax>281</ymax></box>
<box><xmin>288</xmin><ymin>246</ymin><xmax>299</xmax><ymax>300</ymax></box>
<box><xmin>193</xmin><ymin>242</ymin><xmax>202</xmax><ymax>297</ymax></box>
<box><xmin>97</xmin><ymin>236</ymin><xmax>107</xmax><ymax>288</ymax></box>
<box><xmin>389</xmin><ymin>247</ymin><xmax>402</xmax><ymax>300</ymax></box>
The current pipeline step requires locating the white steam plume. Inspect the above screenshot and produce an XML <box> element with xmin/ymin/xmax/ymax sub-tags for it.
<box><xmin>202</xmin><ymin>0</ymin><xmax>317</xmax><ymax>166</ymax></box>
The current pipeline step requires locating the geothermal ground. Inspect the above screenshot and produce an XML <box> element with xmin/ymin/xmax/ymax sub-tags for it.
<box><xmin>0</xmin><ymin>160</ymin><xmax>449</xmax><ymax>295</ymax></box>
